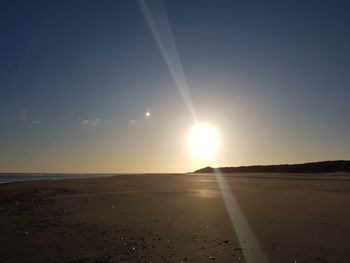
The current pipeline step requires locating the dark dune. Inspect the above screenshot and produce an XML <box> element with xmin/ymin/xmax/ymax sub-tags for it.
<box><xmin>195</xmin><ymin>160</ymin><xmax>350</xmax><ymax>173</ymax></box>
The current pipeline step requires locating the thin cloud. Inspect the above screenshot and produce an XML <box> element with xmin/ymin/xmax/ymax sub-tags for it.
<box><xmin>80</xmin><ymin>118</ymin><xmax>112</xmax><ymax>127</ymax></box>
<box><xmin>90</xmin><ymin>118</ymin><xmax>100</xmax><ymax>126</ymax></box>
<box><xmin>31</xmin><ymin>120</ymin><xmax>41</xmax><ymax>125</ymax></box>
<box><xmin>81</xmin><ymin>119</ymin><xmax>100</xmax><ymax>126</ymax></box>
<box><xmin>81</xmin><ymin>119</ymin><xmax>91</xmax><ymax>126</ymax></box>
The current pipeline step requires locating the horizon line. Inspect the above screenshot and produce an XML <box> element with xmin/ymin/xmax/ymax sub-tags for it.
<box><xmin>1</xmin><ymin>159</ymin><xmax>349</xmax><ymax>174</ymax></box>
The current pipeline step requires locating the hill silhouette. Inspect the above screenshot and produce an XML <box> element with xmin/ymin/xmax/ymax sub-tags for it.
<box><xmin>194</xmin><ymin>160</ymin><xmax>350</xmax><ymax>173</ymax></box>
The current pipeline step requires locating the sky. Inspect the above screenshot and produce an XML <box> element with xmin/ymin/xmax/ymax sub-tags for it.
<box><xmin>0</xmin><ymin>0</ymin><xmax>349</xmax><ymax>173</ymax></box>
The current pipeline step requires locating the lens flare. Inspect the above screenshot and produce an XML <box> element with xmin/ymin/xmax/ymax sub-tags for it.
<box><xmin>212</xmin><ymin>167</ymin><xmax>269</xmax><ymax>263</ymax></box>
<box><xmin>138</xmin><ymin>0</ymin><xmax>197</xmax><ymax>121</ymax></box>
<box><xmin>139</xmin><ymin>1</ymin><xmax>268</xmax><ymax>262</ymax></box>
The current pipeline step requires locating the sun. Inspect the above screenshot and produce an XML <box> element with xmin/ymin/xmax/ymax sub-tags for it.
<box><xmin>187</xmin><ymin>123</ymin><xmax>220</xmax><ymax>160</ymax></box>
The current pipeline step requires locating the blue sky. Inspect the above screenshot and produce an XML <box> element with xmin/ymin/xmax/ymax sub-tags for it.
<box><xmin>0</xmin><ymin>0</ymin><xmax>349</xmax><ymax>172</ymax></box>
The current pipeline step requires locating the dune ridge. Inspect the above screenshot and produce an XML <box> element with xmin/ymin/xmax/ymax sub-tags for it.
<box><xmin>195</xmin><ymin>160</ymin><xmax>350</xmax><ymax>173</ymax></box>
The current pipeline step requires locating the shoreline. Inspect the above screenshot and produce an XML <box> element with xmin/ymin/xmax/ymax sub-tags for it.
<box><xmin>0</xmin><ymin>173</ymin><xmax>120</xmax><ymax>185</ymax></box>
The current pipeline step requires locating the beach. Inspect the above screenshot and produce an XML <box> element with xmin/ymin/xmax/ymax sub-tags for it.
<box><xmin>1</xmin><ymin>173</ymin><xmax>350</xmax><ymax>262</ymax></box>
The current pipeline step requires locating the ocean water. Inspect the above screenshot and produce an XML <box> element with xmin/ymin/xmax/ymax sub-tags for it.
<box><xmin>0</xmin><ymin>173</ymin><xmax>116</xmax><ymax>184</ymax></box>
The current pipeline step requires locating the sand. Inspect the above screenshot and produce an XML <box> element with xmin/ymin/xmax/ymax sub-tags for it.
<box><xmin>1</xmin><ymin>173</ymin><xmax>350</xmax><ymax>262</ymax></box>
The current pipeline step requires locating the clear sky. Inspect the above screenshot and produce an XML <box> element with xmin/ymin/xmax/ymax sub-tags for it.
<box><xmin>1</xmin><ymin>0</ymin><xmax>349</xmax><ymax>173</ymax></box>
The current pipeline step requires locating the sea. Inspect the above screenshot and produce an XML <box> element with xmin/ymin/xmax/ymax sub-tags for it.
<box><xmin>0</xmin><ymin>173</ymin><xmax>117</xmax><ymax>184</ymax></box>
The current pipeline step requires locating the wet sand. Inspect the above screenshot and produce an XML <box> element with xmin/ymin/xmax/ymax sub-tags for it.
<box><xmin>1</xmin><ymin>173</ymin><xmax>350</xmax><ymax>262</ymax></box>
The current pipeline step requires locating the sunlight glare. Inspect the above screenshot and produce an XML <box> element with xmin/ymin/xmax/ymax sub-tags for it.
<box><xmin>187</xmin><ymin>123</ymin><xmax>220</xmax><ymax>159</ymax></box>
